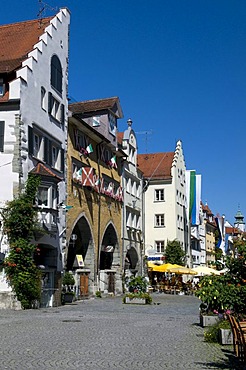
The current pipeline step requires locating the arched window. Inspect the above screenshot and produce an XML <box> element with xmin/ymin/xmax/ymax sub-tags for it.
<box><xmin>50</xmin><ymin>55</ymin><xmax>62</xmax><ymax>94</ymax></box>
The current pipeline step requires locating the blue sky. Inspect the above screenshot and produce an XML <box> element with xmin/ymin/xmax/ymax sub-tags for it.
<box><xmin>2</xmin><ymin>1</ymin><xmax>246</xmax><ymax>224</ymax></box>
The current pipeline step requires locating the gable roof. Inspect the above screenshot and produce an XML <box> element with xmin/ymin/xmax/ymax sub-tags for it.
<box><xmin>137</xmin><ymin>152</ymin><xmax>174</xmax><ymax>180</ymax></box>
<box><xmin>117</xmin><ymin>132</ymin><xmax>124</xmax><ymax>145</ymax></box>
<box><xmin>30</xmin><ymin>163</ymin><xmax>62</xmax><ymax>182</ymax></box>
<box><xmin>69</xmin><ymin>97</ymin><xmax>123</xmax><ymax>118</ymax></box>
<box><xmin>0</xmin><ymin>17</ymin><xmax>52</xmax><ymax>73</ymax></box>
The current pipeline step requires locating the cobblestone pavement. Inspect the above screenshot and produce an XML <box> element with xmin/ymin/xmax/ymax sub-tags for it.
<box><xmin>0</xmin><ymin>293</ymin><xmax>245</xmax><ymax>370</ymax></box>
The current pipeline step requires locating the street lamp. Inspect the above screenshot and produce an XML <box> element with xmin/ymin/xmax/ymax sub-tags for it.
<box><xmin>70</xmin><ymin>234</ymin><xmax>77</xmax><ymax>248</ymax></box>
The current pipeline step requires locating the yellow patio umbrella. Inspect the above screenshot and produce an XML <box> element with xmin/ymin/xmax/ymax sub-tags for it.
<box><xmin>167</xmin><ymin>266</ymin><xmax>197</xmax><ymax>275</ymax></box>
<box><xmin>153</xmin><ymin>263</ymin><xmax>183</xmax><ymax>273</ymax></box>
<box><xmin>147</xmin><ymin>262</ymin><xmax>182</xmax><ymax>272</ymax></box>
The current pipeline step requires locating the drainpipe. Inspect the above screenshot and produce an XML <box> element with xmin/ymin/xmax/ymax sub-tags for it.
<box><xmin>96</xmin><ymin>141</ymin><xmax>103</xmax><ymax>284</ymax></box>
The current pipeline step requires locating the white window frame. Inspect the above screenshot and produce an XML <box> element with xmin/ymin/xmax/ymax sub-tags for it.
<box><xmin>33</xmin><ymin>133</ymin><xmax>43</xmax><ymax>160</ymax></box>
<box><xmin>51</xmin><ymin>144</ymin><xmax>61</xmax><ymax>170</ymax></box>
<box><xmin>41</xmin><ymin>86</ymin><xmax>46</xmax><ymax>111</ymax></box>
<box><xmin>155</xmin><ymin>240</ymin><xmax>165</xmax><ymax>253</ymax></box>
<box><xmin>37</xmin><ymin>184</ymin><xmax>57</xmax><ymax>209</ymax></box>
<box><xmin>155</xmin><ymin>189</ymin><xmax>164</xmax><ymax>202</ymax></box>
<box><xmin>155</xmin><ymin>214</ymin><xmax>165</xmax><ymax>227</ymax></box>
<box><xmin>92</xmin><ymin>116</ymin><xmax>101</xmax><ymax>127</ymax></box>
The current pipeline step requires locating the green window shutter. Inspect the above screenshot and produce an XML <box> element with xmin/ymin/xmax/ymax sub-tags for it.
<box><xmin>0</xmin><ymin>121</ymin><xmax>5</xmax><ymax>152</ymax></box>
<box><xmin>28</xmin><ymin>126</ymin><xmax>33</xmax><ymax>155</ymax></box>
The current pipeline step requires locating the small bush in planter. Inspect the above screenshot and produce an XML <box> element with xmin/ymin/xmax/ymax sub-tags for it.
<box><xmin>95</xmin><ymin>290</ymin><xmax>102</xmax><ymax>298</ymax></box>
<box><xmin>204</xmin><ymin>319</ymin><xmax>230</xmax><ymax>343</ymax></box>
<box><xmin>62</xmin><ymin>272</ymin><xmax>75</xmax><ymax>287</ymax></box>
<box><xmin>123</xmin><ymin>292</ymin><xmax>152</xmax><ymax>304</ymax></box>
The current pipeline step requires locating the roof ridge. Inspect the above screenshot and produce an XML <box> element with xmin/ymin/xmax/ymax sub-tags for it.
<box><xmin>0</xmin><ymin>16</ymin><xmax>53</xmax><ymax>28</ymax></box>
<box><xmin>69</xmin><ymin>96</ymin><xmax>118</xmax><ymax>106</ymax></box>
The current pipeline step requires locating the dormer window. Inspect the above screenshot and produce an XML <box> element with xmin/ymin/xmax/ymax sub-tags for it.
<box><xmin>109</xmin><ymin>113</ymin><xmax>116</xmax><ymax>136</ymax></box>
<box><xmin>0</xmin><ymin>79</ymin><xmax>4</xmax><ymax>96</ymax></box>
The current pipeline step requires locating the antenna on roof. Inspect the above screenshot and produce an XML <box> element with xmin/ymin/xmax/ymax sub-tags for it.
<box><xmin>135</xmin><ymin>130</ymin><xmax>153</xmax><ymax>153</ymax></box>
<box><xmin>37</xmin><ymin>0</ymin><xmax>57</xmax><ymax>26</ymax></box>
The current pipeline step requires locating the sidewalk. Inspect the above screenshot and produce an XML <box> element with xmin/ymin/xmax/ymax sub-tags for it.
<box><xmin>0</xmin><ymin>293</ymin><xmax>245</xmax><ymax>369</ymax></box>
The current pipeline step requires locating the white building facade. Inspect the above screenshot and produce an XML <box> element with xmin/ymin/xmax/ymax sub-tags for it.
<box><xmin>119</xmin><ymin>119</ymin><xmax>144</xmax><ymax>278</ymax></box>
<box><xmin>138</xmin><ymin>140</ymin><xmax>190</xmax><ymax>265</ymax></box>
<box><xmin>0</xmin><ymin>8</ymin><xmax>70</xmax><ymax>307</ymax></box>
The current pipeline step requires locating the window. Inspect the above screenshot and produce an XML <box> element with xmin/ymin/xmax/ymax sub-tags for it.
<box><xmin>41</xmin><ymin>86</ymin><xmax>46</xmax><ymax>110</ymax></box>
<box><xmin>37</xmin><ymin>184</ymin><xmax>57</xmax><ymax>209</ymax></box>
<box><xmin>155</xmin><ymin>241</ymin><xmax>165</xmax><ymax>253</ymax></box>
<box><xmin>108</xmin><ymin>113</ymin><xmax>116</xmax><ymax>136</ymax></box>
<box><xmin>92</xmin><ymin>116</ymin><xmax>100</xmax><ymax>127</ymax></box>
<box><xmin>0</xmin><ymin>79</ymin><xmax>4</xmax><ymax>96</ymax></box>
<box><xmin>74</xmin><ymin>129</ymin><xmax>87</xmax><ymax>151</ymax></box>
<box><xmin>33</xmin><ymin>133</ymin><xmax>42</xmax><ymax>158</ymax></box>
<box><xmin>50</xmin><ymin>55</ymin><xmax>62</xmax><ymax>94</ymax></box>
<box><xmin>37</xmin><ymin>186</ymin><xmax>49</xmax><ymax>207</ymax></box>
<box><xmin>155</xmin><ymin>189</ymin><xmax>164</xmax><ymax>201</ymax></box>
<box><xmin>28</xmin><ymin>127</ymin><xmax>64</xmax><ymax>172</ymax></box>
<box><xmin>51</xmin><ymin>144</ymin><xmax>60</xmax><ymax>169</ymax></box>
<box><xmin>155</xmin><ymin>214</ymin><xmax>165</xmax><ymax>227</ymax></box>
<box><xmin>0</xmin><ymin>121</ymin><xmax>5</xmax><ymax>152</ymax></box>
<box><xmin>48</xmin><ymin>93</ymin><xmax>64</xmax><ymax>124</ymax></box>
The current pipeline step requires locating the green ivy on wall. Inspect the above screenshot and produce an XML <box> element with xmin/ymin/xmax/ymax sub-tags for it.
<box><xmin>1</xmin><ymin>174</ymin><xmax>42</xmax><ymax>309</ymax></box>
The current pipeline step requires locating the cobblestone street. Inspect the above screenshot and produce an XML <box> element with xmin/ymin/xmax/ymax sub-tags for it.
<box><xmin>0</xmin><ymin>293</ymin><xmax>245</xmax><ymax>370</ymax></box>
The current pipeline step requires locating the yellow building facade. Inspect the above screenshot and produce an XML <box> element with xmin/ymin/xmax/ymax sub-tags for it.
<box><xmin>66</xmin><ymin>98</ymin><xmax>124</xmax><ymax>295</ymax></box>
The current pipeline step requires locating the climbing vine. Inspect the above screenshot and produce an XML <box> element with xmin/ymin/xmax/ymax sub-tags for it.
<box><xmin>1</xmin><ymin>174</ymin><xmax>42</xmax><ymax>309</ymax></box>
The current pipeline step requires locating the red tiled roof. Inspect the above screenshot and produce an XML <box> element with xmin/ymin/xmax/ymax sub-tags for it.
<box><xmin>0</xmin><ymin>17</ymin><xmax>52</xmax><ymax>73</ymax></box>
<box><xmin>137</xmin><ymin>152</ymin><xmax>174</xmax><ymax>180</ymax></box>
<box><xmin>30</xmin><ymin>163</ymin><xmax>62</xmax><ymax>181</ymax></box>
<box><xmin>225</xmin><ymin>227</ymin><xmax>241</xmax><ymax>235</ymax></box>
<box><xmin>69</xmin><ymin>97</ymin><xmax>121</xmax><ymax>115</ymax></box>
<box><xmin>202</xmin><ymin>202</ymin><xmax>213</xmax><ymax>215</ymax></box>
<box><xmin>117</xmin><ymin>132</ymin><xmax>124</xmax><ymax>145</ymax></box>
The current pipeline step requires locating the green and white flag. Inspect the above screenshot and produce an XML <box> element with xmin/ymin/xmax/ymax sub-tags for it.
<box><xmin>110</xmin><ymin>155</ymin><xmax>117</xmax><ymax>168</ymax></box>
<box><xmin>86</xmin><ymin>144</ymin><xmax>93</xmax><ymax>154</ymax></box>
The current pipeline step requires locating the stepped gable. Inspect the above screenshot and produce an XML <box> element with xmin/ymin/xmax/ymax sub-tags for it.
<box><xmin>30</xmin><ymin>163</ymin><xmax>62</xmax><ymax>182</ymax></box>
<box><xmin>137</xmin><ymin>152</ymin><xmax>174</xmax><ymax>180</ymax></box>
<box><xmin>0</xmin><ymin>17</ymin><xmax>52</xmax><ymax>73</ymax></box>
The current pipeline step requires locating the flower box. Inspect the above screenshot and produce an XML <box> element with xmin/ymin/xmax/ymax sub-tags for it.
<box><xmin>200</xmin><ymin>314</ymin><xmax>219</xmax><ymax>327</ymax></box>
<box><xmin>219</xmin><ymin>328</ymin><xmax>233</xmax><ymax>345</ymax></box>
<box><xmin>125</xmin><ymin>297</ymin><xmax>146</xmax><ymax>305</ymax></box>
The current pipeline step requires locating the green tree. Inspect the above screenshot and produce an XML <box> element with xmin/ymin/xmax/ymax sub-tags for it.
<box><xmin>196</xmin><ymin>240</ymin><xmax>246</xmax><ymax>314</ymax></box>
<box><xmin>1</xmin><ymin>174</ymin><xmax>42</xmax><ymax>309</ymax></box>
<box><xmin>164</xmin><ymin>239</ymin><xmax>186</xmax><ymax>265</ymax></box>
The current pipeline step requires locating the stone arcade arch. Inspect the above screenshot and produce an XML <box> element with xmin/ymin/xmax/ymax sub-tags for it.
<box><xmin>66</xmin><ymin>215</ymin><xmax>95</xmax><ymax>277</ymax></box>
<box><xmin>99</xmin><ymin>223</ymin><xmax>122</xmax><ymax>294</ymax></box>
<box><xmin>100</xmin><ymin>223</ymin><xmax>120</xmax><ymax>270</ymax></box>
<box><xmin>124</xmin><ymin>245</ymin><xmax>139</xmax><ymax>274</ymax></box>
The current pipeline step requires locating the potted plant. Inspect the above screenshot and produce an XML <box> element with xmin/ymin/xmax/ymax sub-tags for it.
<box><xmin>61</xmin><ymin>272</ymin><xmax>75</xmax><ymax>304</ymax></box>
<box><xmin>123</xmin><ymin>276</ymin><xmax>152</xmax><ymax>305</ymax></box>
<box><xmin>195</xmin><ymin>273</ymin><xmax>245</xmax><ymax>327</ymax></box>
<box><xmin>218</xmin><ymin>319</ymin><xmax>233</xmax><ymax>345</ymax></box>
<box><xmin>204</xmin><ymin>319</ymin><xmax>232</xmax><ymax>345</ymax></box>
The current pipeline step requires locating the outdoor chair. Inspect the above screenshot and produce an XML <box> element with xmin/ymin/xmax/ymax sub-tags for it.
<box><xmin>228</xmin><ymin>315</ymin><xmax>246</xmax><ymax>363</ymax></box>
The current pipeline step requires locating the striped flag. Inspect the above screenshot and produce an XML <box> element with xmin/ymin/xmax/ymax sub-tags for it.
<box><xmin>215</xmin><ymin>216</ymin><xmax>225</xmax><ymax>254</ymax></box>
<box><xmin>110</xmin><ymin>155</ymin><xmax>117</xmax><ymax>168</ymax></box>
<box><xmin>185</xmin><ymin>170</ymin><xmax>201</xmax><ymax>225</ymax></box>
<box><xmin>86</xmin><ymin>144</ymin><xmax>93</xmax><ymax>154</ymax></box>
